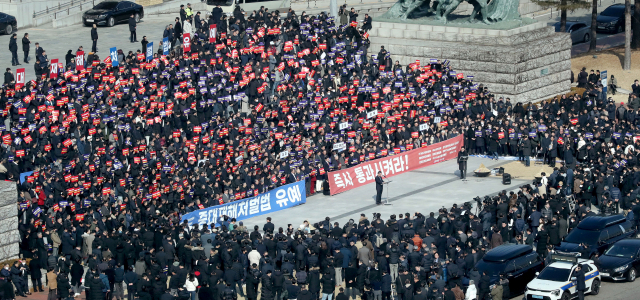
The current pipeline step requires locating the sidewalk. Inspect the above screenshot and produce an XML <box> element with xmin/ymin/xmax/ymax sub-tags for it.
<box><xmin>572</xmin><ymin>32</ymin><xmax>627</xmax><ymax>56</ymax></box>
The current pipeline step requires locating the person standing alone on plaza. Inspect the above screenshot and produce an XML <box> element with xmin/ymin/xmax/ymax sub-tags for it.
<box><xmin>22</xmin><ymin>33</ymin><xmax>30</xmax><ymax>63</ymax></box>
<box><xmin>458</xmin><ymin>146</ymin><xmax>468</xmax><ymax>180</ymax></box>
<box><xmin>129</xmin><ymin>14</ymin><xmax>137</xmax><ymax>43</ymax></box>
<box><xmin>9</xmin><ymin>33</ymin><xmax>19</xmax><ymax>66</ymax></box>
<box><xmin>375</xmin><ymin>171</ymin><xmax>384</xmax><ymax>205</ymax></box>
<box><xmin>91</xmin><ymin>24</ymin><xmax>98</xmax><ymax>52</ymax></box>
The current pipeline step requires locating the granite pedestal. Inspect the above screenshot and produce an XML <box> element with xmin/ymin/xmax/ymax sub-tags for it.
<box><xmin>0</xmin><ymin>182</ymin><xmax>19</xmax><ymax>262</ymax></box>
<box><xmin>368</xmin><ymin>21</ymin><xmax>572</xmax><ymax>103</ymax></box>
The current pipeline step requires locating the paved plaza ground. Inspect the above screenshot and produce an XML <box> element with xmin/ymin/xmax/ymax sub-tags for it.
<box><xmin>241</xmin><ymin>157</ymin><xmax>527</xmax><ymax>230</ymax></box>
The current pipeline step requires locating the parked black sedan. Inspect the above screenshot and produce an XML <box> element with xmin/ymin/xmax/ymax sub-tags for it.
<box><xmin>82</xmin><ymin>1</ymin><xmax>144</xmax><ymax>27</ymax></box>
<box><xmin>0</xmin><ymin>12</ymin><xmax>17</xmax><ymax>35</ymax></box>
<box><xmin>598</xmin><ymin>239</ymin><xmax>640</xmax><ymax>282</ymax></box>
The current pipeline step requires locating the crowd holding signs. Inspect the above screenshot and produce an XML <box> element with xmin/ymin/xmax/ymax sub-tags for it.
<box><xmin>8</xmin><ymin>7</ymin><xmax>481</xmax><ymax>238</ymax></box>
<box><xmin>3</xmin><ymin>3</ymin><xmax>640</xmax><ymax>300</ymax></box>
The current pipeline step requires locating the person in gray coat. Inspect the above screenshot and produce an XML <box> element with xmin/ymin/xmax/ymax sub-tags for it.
<box><xmin>339</xmin><ymin>5</ymin><xmax>349</xmax><ymax>25</ymax></box>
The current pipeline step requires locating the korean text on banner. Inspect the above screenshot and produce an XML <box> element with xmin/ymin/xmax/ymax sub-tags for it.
<box><xmin>15</xmin><ymin>68</ymin><xmax>25</xmax><ymax>89</ymax></box>
<box><xmin>110</xmin><ymin>47</ymin><xmax>119</xmax><ymax>67</ymax></box>
<box><xmin>327</xmin><ymin>135</ymin><xmax>463</xmax><ymax>195</ymax></box>
<box><xmin>180</xmin><ymin>180</ymin><xmax>306</xmax><ymax>227</ymax></box>
<box><xmin>50</xmin><ymin>59</ymin><xmax>59</xmax><ymax>79</ymax></box>
<box><xmin>76</xmin><ymin>51</ymin><xmax>85</xmax><ymax>71</ymax></box>
<box><xmin>146</xmin><ymin>42</ymin><xmax>153</xmax><ymax>61</ymax></box>
<box><xmin>183</xmin><ymin>33</ymin><xmax>191</xmax><ymax>53</ymax></box>
<box><xmin>163</xmin><ymin>37</ymin><xmax>170</xmax><ymax>55</ymax></box>
<box><xmin>209</xmin><ymin>24</ymin><xmax>217</xmax><ymax>43</ymax></box>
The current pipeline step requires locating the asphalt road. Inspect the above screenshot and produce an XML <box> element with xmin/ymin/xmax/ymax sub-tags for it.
<box><xmin>0</xmin><ymin>14</ymin><xmax>179</xmax><ymax>80</ymax></box>
<box><xmin>533</xmin><ymin>0</ymin><xmax>625</xmax><ymax>46</ymax></box>
<box><xmin>511</xmin><ymin>276</ymin><xmax>640</xmax><ymax>300</ymax></box>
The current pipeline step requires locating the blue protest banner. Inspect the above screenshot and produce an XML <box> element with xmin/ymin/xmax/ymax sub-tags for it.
<box><xmin>110</xmin><ymin>47</ymin><xmax>119</xmax><ymax>67</ymax></box>
<box><xmin>601</xmin><ymin>70</ymin><xmax>608</xmax><ymax>95</ymax></box>
<box><xmin>146</xmin><ymin>42</ymin><xmax>153</xmax><ymax>62</ymax></box>
<box><xmin>19</xmin><ymin>171</ymin><xmax>34</xmax><ymax>184</ymax></box>
<box><xmin>163</xmin><ymin>37</ymin><xmax>170</xmax><ymax>55</ymax></box>
<box><xmin>181</xmin><ymin>181</ymin><xmax>306</xmax><ymax>227</ymax></box>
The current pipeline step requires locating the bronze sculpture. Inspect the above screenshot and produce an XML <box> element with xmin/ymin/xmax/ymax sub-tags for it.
<box><xmin>380</xmin><ymin>0</ymin><xmax>520</xmax><ymax>24</ymax></box>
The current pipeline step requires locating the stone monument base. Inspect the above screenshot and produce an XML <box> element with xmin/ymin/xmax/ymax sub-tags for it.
<box><xmin>0</xmin><ymin>181</ymin><xmax>19</xmax><ymax>262</ymax></box>
<box><xmin>368</xmin><ymin>21</ymin><xmax>571</xmax><ymax>103</ymax></box>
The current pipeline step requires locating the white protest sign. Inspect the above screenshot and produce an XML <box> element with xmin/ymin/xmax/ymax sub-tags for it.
<box><xmin>333</xmin><ymin>142</ymin><xmax>346</xmax><ymax>151</ymax></box>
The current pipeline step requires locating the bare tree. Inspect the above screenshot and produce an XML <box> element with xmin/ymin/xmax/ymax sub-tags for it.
<box><xmin>633</xmin><ymin>0</ymin><xmax>640</xmax><ymax>48</ymax></box>
<box><xmin>625</xmin><ymin>0</ymin><xmax>631</xmax><ymax>69</ymax></box>
<box><xmin>589</xmin><ymin>0</ymin><xmax>598</xmax><ymax>52</ymax></box>
<box><xmin>532</xmin><ymin>0</ymin><xmax>590</xmax><ymax>32</ymax></box>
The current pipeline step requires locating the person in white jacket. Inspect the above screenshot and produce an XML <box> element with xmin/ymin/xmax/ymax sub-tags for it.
<box><xmin>183</xmin><ymin>19</ymin><xmax>193</xmax><ymax>36</ymax></box>
<box><xmin>185</xmin><ymin>273</ymin><xmax>199</xmax><ymax>300</ymax></box>
<box><xmin>465</xmin><ymin>280</ymin><xmax>477</xmax><ymax>300</ymax></box>
<box><xmin>248</xmin><ymin>248</ymin><xmax>261</xmax><ymax>267</ymax></box>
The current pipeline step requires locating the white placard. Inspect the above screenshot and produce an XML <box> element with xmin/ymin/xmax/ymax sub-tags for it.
<box><xmin>419</xmin><ymin>123</ymin><xmax>429</xmax><ymax>131</ymax></box>
<box><xmin>433</xmin><ymin>117</ymin><xmax>441</xmax><ymax>124</ymax></box>
<box><xmin>367</xmin><ymin>110</ymin><xmax>378</xmax><ymax>119</ymax></box>
<box><xmin>435</xmin><ymin>99</ymin><xmax>443</xmax><ymax>106</ymax></box>
<box><xmin>339</xmin><ymin>122</ymin><xmax>350</xmax><ymax>130</ymax></box>
<box><xmin>235</xmin><ymin>156</ymin><xmax>243</xmax><ymax>163</ymax></box>
<box><xmin>279</xmin><ymin>151</ymin><xmax>289</xmax><ymax>159</ymax></box>
<box><xmin>333</xmin><ymin>142</ymin><xmax>346</xmax><ymax>151</ymax></box>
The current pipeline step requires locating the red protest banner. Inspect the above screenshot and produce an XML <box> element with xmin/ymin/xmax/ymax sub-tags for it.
<box><xmin>15</xmin><ymin>68</ymin><xmax>25</xmax><ymax>89</ymax></box>
<box><xmin>50</xmin><ymin>59</ymin><xmax>59</xmax><ymax>79</ymax></box>
<box><xmin>183</xmin><ymin>33</ymin><xmax>191</xmax><ymax>53</ymax></box>
<box><xmin>327</xmin><ymin>135</ymin><xmax>463</xmax><ymax>195</ymax></box>
<box><xmin>76</xmin><ymin>51</ymin><xmax>85</xmax><ymax>71</ymax></box>
<box><xmin>209</xmin><ymin>24</ymin><xmax>217</xmax><ymax>43</ymax></box>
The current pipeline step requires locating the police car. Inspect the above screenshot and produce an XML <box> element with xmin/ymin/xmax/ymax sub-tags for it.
<box><xmin>524</xmin><ymin>254</ymin><xmax>601</xmax><ymax>300</ymax></box>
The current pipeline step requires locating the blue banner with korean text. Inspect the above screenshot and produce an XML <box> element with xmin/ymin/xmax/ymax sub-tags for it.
<box><xmin>181</xmin><ymin>181</ymin><xmax>306</xmax><ymax>226</ymax></box>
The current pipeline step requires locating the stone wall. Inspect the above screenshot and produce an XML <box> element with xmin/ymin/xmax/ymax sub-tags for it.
<box><xmin>368</xmin><ymin>21</ymin><xmax>572</xmax><ymax>103</ymax></box>
<box><xmin>0</xmin><ymin>182</ymin><xmax>19</xmax><ymax>262</ymax></box>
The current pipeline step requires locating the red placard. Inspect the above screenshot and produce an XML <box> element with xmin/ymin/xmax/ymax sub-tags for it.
<box><xmin>76</xmin><ymin>51</ymin><xmax>85</xmax><ymax>71</ymax></box>
<box><xmin>50</xmin><ymin>59</ymin><xmax>59</xmax><ymax>79</ymax></box>
<box><xmin>209</xmin><ymin>24</ymin><xmax>217</xmax><ymax>43</ymax></box>
<box><xmin>327</xmin><ymin>135</ymin><xmax>463</xmax><ymax>195</ymax></box>
<box><xmin>183</xmin><ymin>33</ymin><xmax>191</xmax><ymax>53</ymax></box>
<box><xmin>15</xmin><ymin>68</ymin><xmax>25</xmax><ymax>89</ymax></box>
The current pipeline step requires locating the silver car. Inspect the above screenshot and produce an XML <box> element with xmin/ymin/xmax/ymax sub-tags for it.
<box><xmin>554</xmin><ymin>21</ymin><xmax>591</xmax><ymax>44</ymax></box>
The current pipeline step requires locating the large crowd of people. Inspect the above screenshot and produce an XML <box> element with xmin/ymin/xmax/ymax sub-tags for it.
<box><xmin>1</xmin><ymin>2</ymin><xmax>640</xmax><ymax>300</ymax></box>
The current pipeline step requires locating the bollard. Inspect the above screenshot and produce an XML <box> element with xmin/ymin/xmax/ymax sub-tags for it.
<box><xmin>307</xmin><ymin>0</ymin><xmax>309</xmax><ymax>8</ymax></box>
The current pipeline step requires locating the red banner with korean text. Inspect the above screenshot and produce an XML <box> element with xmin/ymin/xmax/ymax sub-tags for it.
<box><xmin>183</xmin><ymin>33</ymin><xmax>191</xmax><ymax>53</ymax></box>
<box><xmin>327</xmin><ymin>135</ymin><xmax>463</xmax><ymax>195</ymax></box>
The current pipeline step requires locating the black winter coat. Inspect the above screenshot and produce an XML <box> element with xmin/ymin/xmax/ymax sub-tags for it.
<box><xmin>128</xmin><ymin>17</ymin><xmax>137</xmax><ymax>31</ymax></box>
<box><xmin>58</xmin><ymin>276</ymin><xmax>72</xmax><ymax>299</ymax></box>
<box><xmin>88</xmin><ymin>277</ymin><xmax>105</xmax><ymax>299</ymax></box>
<box><xmin>9</xmin><ymin>37</ymin><xmax>17</xmax><ymax>52</ymax></box>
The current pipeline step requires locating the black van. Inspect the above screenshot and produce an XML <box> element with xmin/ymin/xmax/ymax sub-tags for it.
<box><xmin>475</xmin><ymin>244</ymin><xmax>544</xmax><ymax>296</ymax></box>
<box><xmin>556</xmin><ymin>215</ymin><xmax>636</xmax><ymax>258</ymax></box>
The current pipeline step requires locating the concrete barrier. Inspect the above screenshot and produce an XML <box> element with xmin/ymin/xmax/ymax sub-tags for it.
<box><xmin>51</xmin><ymin>8</ymin><xmax>83</xmax><ymax>27</ymax></box>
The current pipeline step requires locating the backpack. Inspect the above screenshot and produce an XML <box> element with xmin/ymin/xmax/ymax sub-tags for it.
<box><xmin>391</xmin><ymin>231</ymin><xmax>400</xmax><ymax>244</ymax></box>
<box><xmin>374</xmin><ymin>233</ymin><xmax>384</xmax><ymax>248</ymax></box>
